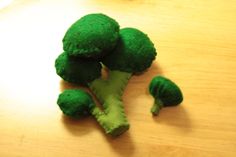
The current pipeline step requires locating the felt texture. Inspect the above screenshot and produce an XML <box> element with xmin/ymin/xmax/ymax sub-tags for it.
<box><xmin>149</xmin><ymin>76</ymin><xmax>183</xmax><ymax>115</ymax></box>
<box><xmin>57</xmin><ymin>89</ymin><xmax>95</xmax><ymax>118</ymax></box>
<box><xmin>55</xmin><ymin>52</ymin><xmax>102</xmax><ymax>86</ymax></box>
<box><xmin>102</xmin><ymin>27</ymin><xmax>157</xmax><ymax>73</ymax></box>
<box><xmin>55</xmin><ymin>14</ymin><xmax>158</xmax><ymax>136</ymax></box>
<box><xmin>63</xmin><ymin>13</ymin><xmax>120</xmax><ymax>59</ymax></box>
<box><xmin>89</xmin><ymin>70</ymin><xmax>132</xmax><ymax>136</ymax></box>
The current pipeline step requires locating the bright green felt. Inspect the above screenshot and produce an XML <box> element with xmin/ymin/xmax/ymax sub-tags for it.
<box><xmin>63</xmin><ymin>13</ymin><xmax>120</xmax><ymax>59</ymax></box>
<box><xmin>57</xmin><ymin>89</ymin><xmax>95</xmax><ymax>118</ymax></box>
<box><xmin>55</xmin><ymin>52</ymin><xmax>101</xmax><ymax>86</ymax></box>
<box><xmin>150</xmin><ymin>99</ymin><xmax>164</xmax><ymax>116</ymax></box>
<box><xmin>149</xmin><ymin>76</ymin><xmax>183</xmax><ymax>115</ymax></box>
<box><xmin>89</xmin><ymin>70</ymin><xmax>132</xmax><ymax>136</ymax></box>
<box><xmin>102</xmin><ymin>27</ymin><xmax>157</xmax><ymax>73</ymax></box>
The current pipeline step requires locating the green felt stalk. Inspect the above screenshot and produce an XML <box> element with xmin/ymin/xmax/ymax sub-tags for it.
<box><xmin>88</xmin><ymin>70</ymin><xmax>132</xmax><ymax>136</ymax></box>
<box><xmin>150</xmin><ymin>99</ymin><xmax>164</xmax><ymax>116</ymax></box>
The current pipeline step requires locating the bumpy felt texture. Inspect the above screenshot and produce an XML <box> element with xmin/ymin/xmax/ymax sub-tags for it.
<box><xmin>102</xmin><ymin>27</ymin><xmax>157</xmax><ymax>73</ymax></box>
<box><xmin>89</xmin><ymin>70</ymin><xmax>132</xmax><ymax>136</ymax></box>
<box><xmin>63</xmin><ymin>13</ymin><xmax>120</xmax><ymax>59</ymax></box>
<box><xmin>57</xmin><ymin>89</ymin><xmax>95</xmax><ymax>118</ymax></box>
<box><xmin>55</xmin><ymin>52</ymin><xmax>101</xmax><ymax>86</ymax></box>
<box><xmin>149</xmin><ymin>76</ymin><xmax>183</xmax><ymax>106</ymax></box>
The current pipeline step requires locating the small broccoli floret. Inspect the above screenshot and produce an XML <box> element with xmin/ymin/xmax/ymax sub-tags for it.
<box><xmin>102</xmin><ymin>27</ymin><xmax>156</xmax><ymax>73</ymax></box>
<box><xmin>63</xmin><ymin>13</ymin><xmax>120</xmax><ymax>59</ymax></box>
<box><xmin>55</xmin><ymin>52</ymin><xmax>102</xmax><ymax>86</ymax></box>
<box><xmin>57</xmin><ymin>89</ymin><xmax>95</xmax><ymax>118</ymax></box>
<box><xmin>149</xmin><ymin>76</ymin><xmax>183</xmax><ymax>116</ymax></box>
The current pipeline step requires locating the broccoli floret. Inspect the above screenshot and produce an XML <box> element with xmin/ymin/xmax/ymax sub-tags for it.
<box><xmin>102</xmin><ymin>28</ymin><xmax>156</xmax><ymax>73</ymax></box>
<box><xmin>55</xmin><ymin>52</ymin><xmax>102</xmax><ymax>86</ymax></box>
<box><xmin>63</xmin><ymin>13</ymin><xmax>119</xmax><ymax>59</ymax></box>
<box><xmin>149</xmin><ymin>76</ymin><xmax>183</xmax><ymax>116</ymax></box>
<box><xmin>57</xmin><ymin>89</ymin><xmax>95</xmax><ymax>118</ymax></box>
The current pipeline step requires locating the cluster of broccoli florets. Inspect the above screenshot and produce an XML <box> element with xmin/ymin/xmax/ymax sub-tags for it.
<box><xmin>55</xmin><ymin>13</ymin><xmax>183</xmax><ymax>137</ymax></box>
<box><xmin>55</xmin><ymin>14</ymin><xmax>183</xmax><ymax>136</ymax></box>
<box><xmin>55</xmin><ymin>13</ymin><xmax>157</xmax><ymax>136</ymax></box>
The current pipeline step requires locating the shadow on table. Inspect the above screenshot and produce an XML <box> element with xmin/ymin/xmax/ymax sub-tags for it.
<box><xmin>104</xmin><ymin>131</ymin><xmax>136</xmax><ymax>157</ymax></box>
<box><xmin>59</xmin><ymin>80</ymin><xmax>88</xmax><ymax>91</ymax></box>
<box><xmin>152</xmin><ymin>105</ymin><xmax>192</xmax><ymax>133</ymax></box>
<box><xmin>61</xmin><ymin>115</ymin><xmax>136</xmax><ymax>156</ymax></box>
<box><xmin>133</xmin><ymin>61</ymin><xmax>163</xmax><ymax>77</ymax></box>
<box><xmin>61</xmin><ymin>115</ymin><xmax>98</xmax><ymax>136</ymax></box>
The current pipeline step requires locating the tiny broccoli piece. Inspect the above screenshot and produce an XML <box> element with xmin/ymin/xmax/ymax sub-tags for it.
<box><xmin>149</xmin><ymin>76</ymin><xmax>183</xmax><ymax>116</ymax></box>
<box><xmin>57</xmin><ymin>89</ymin><xmax>95</xmax><ymax>118</ymax></box>
<box><xmin>55</xmin><ymin>52</ymin><xmax>102</xmax><ymax>86</ymax></box>
<box><xmin>63</xmin><ymin>13</ymin><xmax>120</xmax><ymax>59</ymax></box>
<box><xmin>102</xmin><ymin>27</ymin><xmax>156</xmax><ymax>73</ymax></box>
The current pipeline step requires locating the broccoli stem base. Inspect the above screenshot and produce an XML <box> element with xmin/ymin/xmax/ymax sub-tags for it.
<box><xmin>151</xmin><ymin>99</ymin><xmax>164</xmax><ymax>116</ymax></box>
<box><xmin>90</xmin><ymin>97</ymin><xmax>130</xmax><ymax>136</ymax></box>
<box><xmin>88</xmin><ymin>70</ymin><xmax>132</xmax><ymax>136</ymax></box>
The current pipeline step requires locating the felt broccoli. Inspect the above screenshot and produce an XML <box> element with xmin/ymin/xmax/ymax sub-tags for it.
<box><xmin>57</xmin><ymin>89</ymin><xmax>95</xmax><ymax>119</ymax></box>
<box><xmin>55</xmin><ymin>13</ymin><xmax>157</xmax><ymax>136</ymax></box>
<box><xmin>63</xmin><ymin>13</ymin><xmax>119</xmax><ymax>59</ymax></box>
<box><xmin>149</xmin><ymin>76</ymin><xmax>183</xmax><ymax>116</ymax></box>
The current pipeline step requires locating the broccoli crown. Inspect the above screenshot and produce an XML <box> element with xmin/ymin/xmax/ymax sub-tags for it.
<box><xmin>55</xmin><ymin>52</ymin><xmax>102</xmax><ymax>86</ymax></box>
<box><xmin>57</xmin><ymin>89</ymin><xmax>95</xmax><ymax>118</ymax></box>
<box><xmin>63</xmin><ymin>13</ymin><xmax>120</xmax><ymax>59</ymax></box>
<box><xmin>102</xmin><ymin>27</ymin><xmax>157</xmax><ymax>73</ymax></box>
<box><xmin>149</xmin><ymin>76</ymin><xmax>183</xmax><ymax>106</ymax></box>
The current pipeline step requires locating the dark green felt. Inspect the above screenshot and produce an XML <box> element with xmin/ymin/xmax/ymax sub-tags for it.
<box><xmin>102</xmin><ymin>27</ymin><xmax>157</xmax><ymax>73</ymax></box>
<box><xmin>55</xmin><ymin>52</ymin><xmax>101</xmax><ymax>86</ymax></box>
<box><xmin>57</xmin><ymin>89</ymin><xmax>95</xmax><ymax>118</ymax></box>
<box><xmin>63</xmin><ymin>13</ymin><xmax>120</xmax><ymax>59</ymax></box>
<box><xmin>149</xmin><ymin>76</ymin><xmax>183</xmax><ymax>115</ymax></box>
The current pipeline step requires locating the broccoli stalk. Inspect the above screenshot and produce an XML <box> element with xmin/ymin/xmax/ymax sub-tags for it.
<box><xmin>89</xmin><ymin>28</ymin><xmax>157</xmax><ymax>135</ymax></box>
<box><xmin>89</xmin><ymin>71</ymin><xmax>131</xmax><ymax>135</ymax></box>
<box><xmin>55</xmin><ymin>22</ymin><xmax>157</xmax><ymax>136</ymax></box>
<box><xmin>150</xmin><ymin>99</ymin><xmax>164</xmax><ymax>116</ymax></box>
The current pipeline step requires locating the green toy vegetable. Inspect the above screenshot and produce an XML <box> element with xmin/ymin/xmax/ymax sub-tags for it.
<box><xmin>55</xmin><ymin>52</ymin><xmax>102</xmax><ymax>85</ymax></box>
<box><xmin>55</xmin><ymin>14</ymin><xmax>157</xmax><ymax>136</ymax></box>
<box><xmin>57</xmin><ymin>89</ymin><xmax>95</xmax><ymax>119</ymax></box>
<box><xmin>149</xmin><ymin>76</ymin><xmax>183</xmax><ymax>116</ymax></box>
<box><xmin>63</xmin><ymin>13</ymin><xmax>119</xmax><ymax>59</ymax></box>
<box><xmin>102</xmin><ymin>28</ymin><xmax>156</xmax><ymax>72</ymax></box>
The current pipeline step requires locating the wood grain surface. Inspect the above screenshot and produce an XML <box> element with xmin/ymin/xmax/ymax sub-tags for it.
<box><xmin>0</xmin><ymin>0</ymin><xmax>236</xmax><ymax>156</ymax></box>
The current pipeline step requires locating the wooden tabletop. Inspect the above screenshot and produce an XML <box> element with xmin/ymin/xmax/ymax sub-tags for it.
<box><xmin>1</xmin><ymin>0</ymin><xmax>236</xmax><ymax>156</ymax></box>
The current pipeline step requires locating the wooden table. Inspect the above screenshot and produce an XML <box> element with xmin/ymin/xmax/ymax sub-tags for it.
<box><xmin>1</xmin><ymin>0</ymin><xmax>236</xmax><ymax>156</ymax></box>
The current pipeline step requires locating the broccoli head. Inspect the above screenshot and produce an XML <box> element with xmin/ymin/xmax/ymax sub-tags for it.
<box><xmin>57</xmin><ymin>89</ymin><xmax>95</xmax><ymax>118</ymax></box>
<box><xmin>63</xmin><ymin>13</ymin><xmax>120</xmax><ymax>59</ymax></box>
<box><xmin>149</xmin><ymin>76</ymin><xmax>183</xmax><ymax>116</ymax></box>
<box><xmin>102</xmin><ymin>27</ymin><xmax>156</xmax><ymax>73</ymax></box>
<box><xmin>55</xmin><ymin>52</ymin><xmax>101</xmax><ymax>86</ymax></box>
